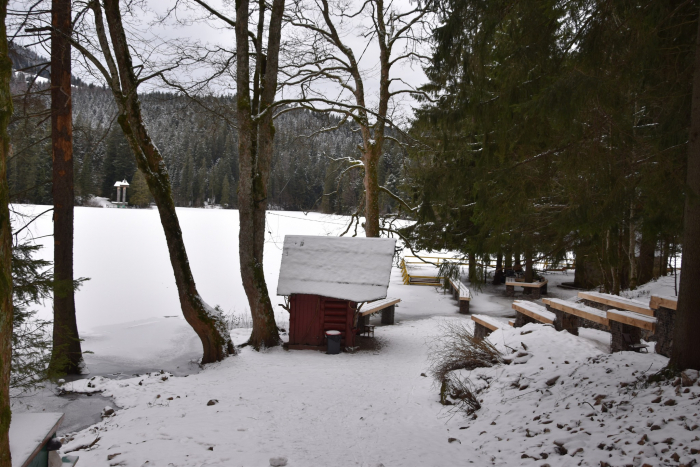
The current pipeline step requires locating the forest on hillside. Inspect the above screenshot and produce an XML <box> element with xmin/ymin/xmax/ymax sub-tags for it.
<box><xmin>8</xmin><ymin>43</ymin><xmax>406</xmax><ymax>214</ymax></box>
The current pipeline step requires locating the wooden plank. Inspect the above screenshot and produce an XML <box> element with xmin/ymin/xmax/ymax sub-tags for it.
<box><xmin>505</xmin><ymin>279</ymin><xmax>548</xmax><ymax>288</ymax></box>
<box><xmin>607</xmin><ymin>308</ymin><xmax>657</xmax><ymax>332</ymax></box>
<box><xmin>542</xmin><ymin>298</ymin><xmax>609</xmax><ymax>326</ymax></box>
<box><xmin>650</xmin><ymin>295</ymin><xmax>677</xmax><ymax>311</ymax></box>
<box><xmin>471</xmin><ymin>315</ymin><xmax>501</xmax><ymax>331</ymax></box>
<box><xmin>511</xmin><ymin>301</ymin><xmax>555</xmax><ymax>324</ymax></box>
<box><xmin>578</xmin><ymin>291</ymin><xmax>653</xmax><ymax>316</ymax></box>
<box><xmin>360</xmin><ymin>298</ymin><xmax>401</xmax><ymax>316</ymax></box>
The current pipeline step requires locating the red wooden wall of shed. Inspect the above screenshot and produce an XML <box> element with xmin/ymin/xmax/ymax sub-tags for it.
<box><xmin>288</xmin><ymin>294</ymin><xmax>357</xmax><ymax>348</ymax></box>
<box><xmin>289</xmin><ymin>294</ymin><xmax>323</xmax><ymax>346</ymax></box>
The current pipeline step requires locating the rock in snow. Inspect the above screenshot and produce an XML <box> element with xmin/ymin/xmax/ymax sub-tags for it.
<box><xmin>269</xmin><ymin>456</ymin><xmax>288</xmax><ymax>466</ymax></box>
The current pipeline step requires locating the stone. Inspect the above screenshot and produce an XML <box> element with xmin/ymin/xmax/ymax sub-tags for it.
<box><xmin>448</xmin><ymin>438</ymin><xmax>461</xmax><ymax>444</ymax></box>
<box><xmin>682</xmin><ymin>370</ymin><xmax>699</xmax><ymax>387</ymax></box>
<box><xmin>102</xmin><ymin>406</ymin><xmax>115</xmax><ymax>417</ymax></box>
<box><xmin>107</xmin><ymin>453</ymin><xmax>121</xmax><ymax>461</ymax></box>
<box><xmin>270</xmin><ymin>457</ymin><xmax>288</xmax><ymax>466</ymax></box>
<box><xmin>207</xmin><ymin>399</ymin><xmax>218</xmax><ymax>406</ymax></box>
<box><xmin>545</xmin><ymin>376</ymin><xmax>560</xmax><ymax>387</ymax></box>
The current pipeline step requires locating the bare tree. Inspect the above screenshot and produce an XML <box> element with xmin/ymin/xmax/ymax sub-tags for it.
<box><xmin>284</xmin><ymin>0</ymin><xmax>431</xmax><ymax>236</ymax></box>
<box><xmin>0</xmin><ymin>1</ymin><xmax>13</xmax><ymax>464</ymax></box>
<box><xmin>180</xmin><ymin>0</ymin><xmax>286</xmax><ymax>349</ymax></box>
<box><xmin>49</xmin><ymin>0</ymin><xmax>84</xmax><ymax>376</ymax></box>
<box><xmin>45</xmin><ymin>0</ymin><xmax>235</xmax><ymax>364</ymax></box>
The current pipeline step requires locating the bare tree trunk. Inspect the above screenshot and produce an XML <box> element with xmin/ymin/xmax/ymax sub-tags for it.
<box><xmin>49</xmin><ymin>0</ymin><xmax>83</xmax><ymax>375</ymax></box>
<box><xmin>0</xmin><ymin>2</ymin><xmax>14</xmax><ymax>464</ymax></box>
<box><xmin>660</xmin><ymin>239</ymin><xmax>669</xmax><ymax>276</ymax></box>
<box><xmin>670</xmin><ymin>11</ymin><xmax>700</xmax><ymax>371</ymax></box>
<box><xmin>363</xmin><ymin>145</ymin><xmax>381</xmax><ymax>237</ymax></box>
<box><xmin>235</xmin><ymin>0</ymin><xmax>285</xmax><ymax>349</ymax></box>
<box><xmin>505</xmin><ymin>248</ymin><xmax>512</xmax><ymax>270</ymax></box>
<box><xmin>99</xmin><ymin>0</ymin><xmax>233</xmax><ymax>363</ymax></box>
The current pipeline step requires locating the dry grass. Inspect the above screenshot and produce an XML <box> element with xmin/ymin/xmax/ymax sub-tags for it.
<box><xmin>428</xmin><ymin>320</ymin><xmax>503</xmax><ymax>414</ymax></box>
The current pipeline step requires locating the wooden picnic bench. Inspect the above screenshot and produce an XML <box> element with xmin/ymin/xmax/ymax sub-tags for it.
<box><xmin>543</xmin><ymin>296</ymin><xmax>657</xmax><ymax>353</ymax></box>
<box><xmin>511</xmin><ymin>300</ymin><xmax>555</xmax><ymax>327</ymax></box>
<box><xmin>448</xmin><ymin>278</ymin><xmax>471</xmax><ymax>314</ymax></box>
<box><xmin>471</xmin><ymin>314</ymin><xmax>507</xmax><ymax>339</ymax></box>
<box><xmin>10</xmin><ymin>413</ymin><xmax>79</xmax><ymax>467</ymax></box>
<box><xmin>506</xmin><ymin>278</ymin><xmax>548</xmax><ymax>299</ymax></box>
<box><xmin>578</xmin><ymin>291</ymin><xmax>653</xmax><ymax>316</ymax></box>
<box><xmin>356</xmin><ymin>297</ymin><xmax>401</xmax><ymax>334</ymax></box>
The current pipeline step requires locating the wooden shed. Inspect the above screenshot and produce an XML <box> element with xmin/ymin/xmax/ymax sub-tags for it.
<box><xmin>277</xmin><ymin>235</ymin><xmax>396</xmax><ymax>351</ymax></box>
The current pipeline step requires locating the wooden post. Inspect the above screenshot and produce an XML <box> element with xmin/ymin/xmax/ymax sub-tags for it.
<box><xmin>381</xmin><ymin>305</ymin><xmax>395</xmax><ymax>325</ymax></box>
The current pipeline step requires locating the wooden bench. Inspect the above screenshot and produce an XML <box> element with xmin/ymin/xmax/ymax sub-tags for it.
<box><xmin>649</xmin><ymin>295</ymin><xmax>677</xmax><ymax>357</ymax></box>
<box><xmin>511</xmin><ymin>300</ymin><xmax>555</xmax><ymax>327</ymax></box>
<box><xmin>448</xmin><ymin>278</ymin><xmax>471</xmax><ymax>314</ymax></box>
<box><xmin>577</xmin><ymin>291</ymin><xmax>657</xmax><ymax>353</ymax></box>
<box><xmin>578</xmin><ymin>291</ymin><xmax>653</xmax><ymax>316</ymax></box>
<box><xmin>10</xmin><ymin>413</ymin><xmax>79</xmax><ymax>467</ymax></box>
<box><xmin>506</xmin><ymin>279</ymin><xmax>548</xmax><ymax>299</ymax></box>
<box><xmin>542</xmin><ymin>298</ymin><xmax>608</xmax><ymax>336</ymax></box>
<box><xmin>357</xmin><ymin>297</ymin><xmax>401</xmax><ymax>330</ymax></box>
<box><xmin>471</xmin><ymin>314</ymin><xmax>506</xmax><ymax>339</ymax></box>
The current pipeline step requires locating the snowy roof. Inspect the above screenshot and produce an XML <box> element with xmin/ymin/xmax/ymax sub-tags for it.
<box><xmin>114</xmin><ymin>179</ymin><xmax>130</xmax><ymax>187</ymax></box>
<box><xmin>277</xmin><ymin>235</ymin><xmax>396</xmax><ymax>302</ymax></box>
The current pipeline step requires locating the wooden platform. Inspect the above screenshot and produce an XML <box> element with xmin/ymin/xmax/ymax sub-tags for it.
<box><xmin>543</xmin><ymin>298</ymin><xmax>609</xmax><ymax>326</ymax></box>
<box><xmin>511</xmin><ymin>300</ymin><xmax>555</xmax><ymax>324</ymax></box>
<box><xmin>607</xmin><ymin>308</ymin><xmax>657</xmax><ymax>332</ymax></box>
<box><xmin>578</xmin><ymin>291</ymin><xmax>653</xmax><ymax>317</ymax></box>
<box><xmin>650</xmin><ymin>295</ymin><xmax>677</xmax><ymax>311</ymax></box>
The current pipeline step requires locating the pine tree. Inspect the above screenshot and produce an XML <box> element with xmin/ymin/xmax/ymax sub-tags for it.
<box><xmin>220</xmin><ymin>176</ymin><xmax>231</xmax><ymax>208</ymax></box>
<box><xmin>129</xmin><ymin>169</ymin><xmax>151</xmax><ymax>208</ymax></box>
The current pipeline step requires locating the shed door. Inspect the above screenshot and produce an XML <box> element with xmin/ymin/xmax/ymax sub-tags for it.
<box><xmin>290</xmin><ymin>294</ymin><xmax>323</xmax><ymax>346</ymax></box>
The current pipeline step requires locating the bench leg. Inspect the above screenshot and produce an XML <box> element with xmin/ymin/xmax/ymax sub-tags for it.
<box><xmin>474</xmin><ymin>322</ymin><xmax>491</xmax><ymax>339</ymax></box>
<box><xmin>514</xmin><ymin>311</ymin><xmax>535</xmax><ymax>328</ymax></box>
<box><xmin>381</xmin><ymin>305</ymin><xmax>395</xmax><ymax>325</ymax></box>
<box><xmin>541</xmin><ymin>283</ymin><xmax>547</xmax><ymax>295</ymax></box>
<box><xmin>610</xmin><ymin>321</ymin><xmax>643</xmax><ymax>353</ymax></box>
<box><xmin>550</xmin><ymin>307</ymin><xmax>578</xmax><ymax>336</ymax></box>
<box><xmin>532</xmin><ymin>287</ymin><xmax>541</xmax><ymax>300</ymax></box>
<box><xmin>357</xmin><ymin>314</ymin><xmax>368</xmax><ymax>335</ymax></box>
<box><xmin>506</xmin><ymin>285</ymin><xmax>515</xmax><ymax>297</ymax></box>
<box><xmin>459</xmin><ymin>300</ymin><xmax>470</xmax><ymax>315</ymax></box>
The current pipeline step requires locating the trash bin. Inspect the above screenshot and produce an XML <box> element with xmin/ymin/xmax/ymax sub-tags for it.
<box><xmin>326</xmin><ymin>330</ymin><xmax>341</xmax><ymax>354</ymax></box>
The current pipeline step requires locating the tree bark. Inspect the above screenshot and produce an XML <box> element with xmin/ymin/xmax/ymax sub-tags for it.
<box><xmin>638</xmin><ymin>231</ymin><xmax>655</xmax><ymax>284</ymax></box>
<box><xmin>492</xmin><ymin>252</ymin><xmax>503</xmax><ymax>285</ymax></box>
<box><xmin>629</xmin><ymin>203</ymin><xmax>637</xmax><ymax>290</ymax></box>
<box><xmin>0</xmin><ymin>2</ymin><xmax>14</xmax><ymax>464</ymax></box>
<box><xmin>466</xmin><ymin>251</ymin><xmax>476</xmax><ymax>283</ymax></box>
<box><xmin>99</xmin><ymin>0</ymin><xmax>233</xmax><ymax>363</ymax></box>
<box><xmin>524</xmin><ymin>246</ymin><xmax>534</xmax><ymax>283</ymax></box>
<box><xmin>670</xmin><ymin>11</ymin><xmax>700</xmax><ymax>371</ymax></box>
<box><xmin>235</xmin><ymin>0</ymin><xmax>285</xmax><ymax>348</ymax></box>
<box><xmin>49</xmin><ymin>0</ymin><xmax>83</xmax><ymax>375</ymax></box>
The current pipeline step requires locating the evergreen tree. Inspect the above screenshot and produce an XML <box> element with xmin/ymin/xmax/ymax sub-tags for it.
<box><xmin>129</xmin><ymin>169</ymin><xmax>151</xmax><ymax>208</ymax></box>
<box><xmin>220</xmin><ymin>176</ymin><xmax>231</xmax><ymax>208</ymax></box>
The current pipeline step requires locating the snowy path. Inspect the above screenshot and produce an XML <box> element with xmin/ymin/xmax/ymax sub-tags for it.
<box><xmin>61</xmin><ymin>281</ymin><xmax>476</xmax><ymax>467</ymax></box>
